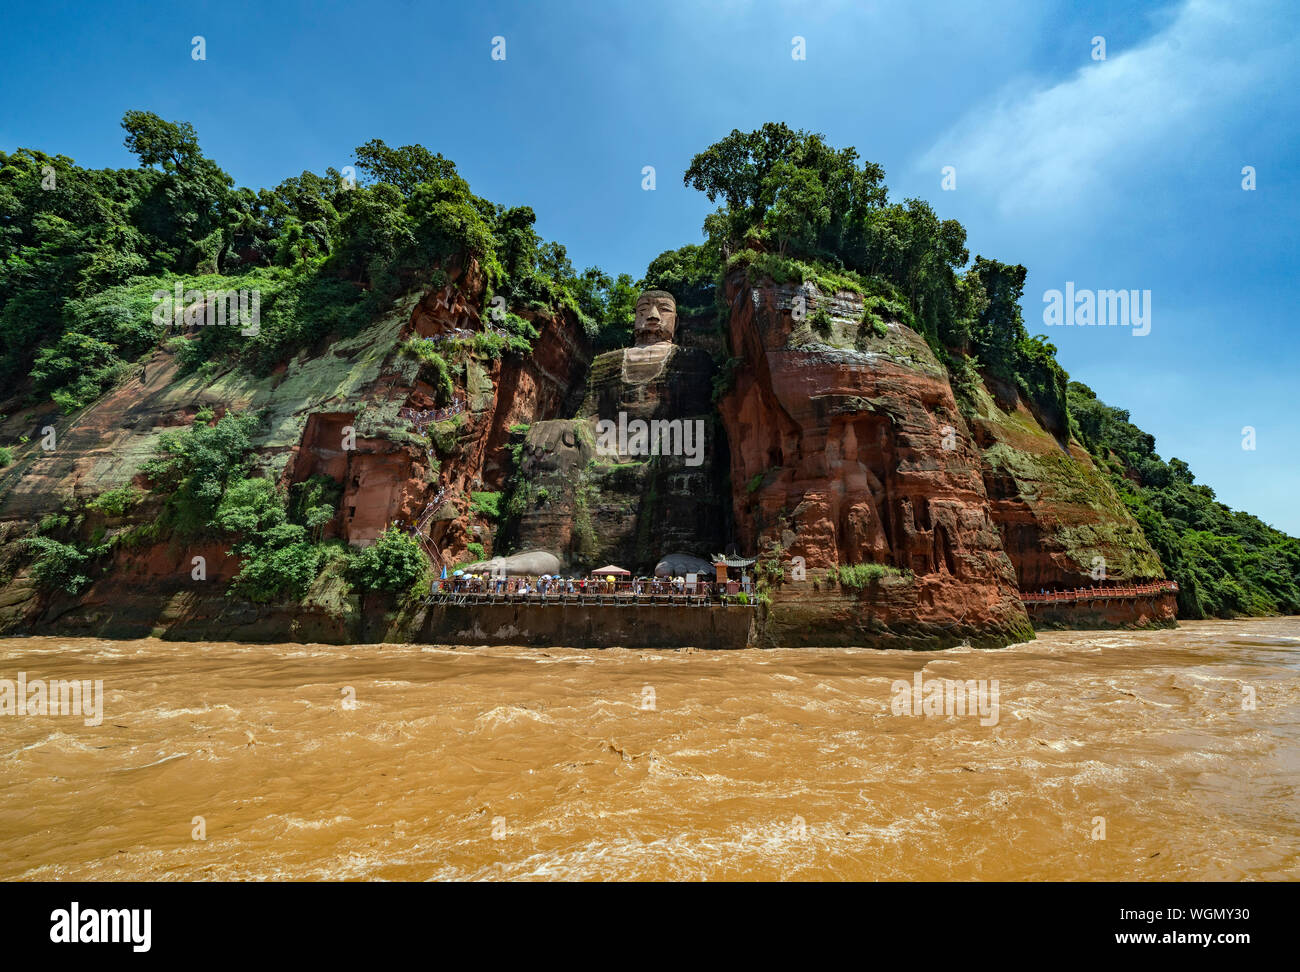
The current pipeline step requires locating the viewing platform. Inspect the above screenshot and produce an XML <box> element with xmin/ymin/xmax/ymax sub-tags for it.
<box><xmin>426</xmin><ymin>591</ymin><xmax>750</xmax><ymax>608</ymax></box>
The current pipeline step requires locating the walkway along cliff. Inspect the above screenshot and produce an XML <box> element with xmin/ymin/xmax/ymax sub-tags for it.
<box><xmin>0</xmin><ymin>259</ymin><xmax>1178</xmax><ymax>648</ymax></box>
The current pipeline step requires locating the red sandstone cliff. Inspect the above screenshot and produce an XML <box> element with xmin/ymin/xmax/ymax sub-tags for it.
<box><xmin>0</xmin><ymin>256</ymin><xmax>1174</xmax><ymax>645</ymax></box>
<box><xmin>716</xmin><ymin>270</ymin><xmax>1034</xmax><ymax>648</ymax></box>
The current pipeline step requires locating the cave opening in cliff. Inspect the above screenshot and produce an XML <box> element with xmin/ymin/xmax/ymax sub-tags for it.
<box><xmin>935</xmin><ymin>521</ymin><xmax>958</xmax><ymax>576</ymax></box>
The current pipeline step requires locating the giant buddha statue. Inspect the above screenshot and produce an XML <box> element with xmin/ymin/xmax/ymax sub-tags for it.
<box><xmin>507</xmin><ymin>288</ymin><xmax>728</xmax><ymax>570</ymax></box>
<box><xmin>623</xmin><ymin>288</ymin><xmax>681</xmax><ymax>381</ymax></box>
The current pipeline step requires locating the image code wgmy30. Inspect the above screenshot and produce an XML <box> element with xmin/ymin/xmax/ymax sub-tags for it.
<box><xmin>0</xmin><ymin>0</ymin><xmax>1294</xmax><ymax>946</ymax></box>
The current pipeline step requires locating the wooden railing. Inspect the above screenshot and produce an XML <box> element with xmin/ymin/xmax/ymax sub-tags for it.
<box><xmin>1021</xmin><ymin>580</ymin><xmax>1179</xmax><ymax>604</ymax></box>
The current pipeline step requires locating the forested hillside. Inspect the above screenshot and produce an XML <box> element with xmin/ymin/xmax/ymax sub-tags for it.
<box><xmin>0</xmin><ymin>112</ymin><xmax>636</xmax><ymax>416</ymax></box>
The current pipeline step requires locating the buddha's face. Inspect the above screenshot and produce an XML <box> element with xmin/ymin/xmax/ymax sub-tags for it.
<box><xmin>633</xmin><ymin>290</ymin><xmax>677</xmax><ymax>347</ymax></box>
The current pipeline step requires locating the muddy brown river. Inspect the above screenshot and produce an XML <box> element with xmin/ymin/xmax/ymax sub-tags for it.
<box><xmin>1</xmin><ymin>618</ymin><xmax>1297</xmax><ymax>881</ymax></box>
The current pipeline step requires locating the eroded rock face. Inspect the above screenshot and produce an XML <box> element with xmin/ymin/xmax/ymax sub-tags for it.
<box><xmin>280</xmin><ymin>266</ymin><xmax>592</xmax><ymax>561</ymax></box>
<box><xmin>961</xmin><ymin>374</ymin><xmax>1165</xmax><ymax>594</ymax></box>
<box><xmin>716</xmin><ymin>271</ymin><xmax>1033</xmax><ymax>648</ymax></box>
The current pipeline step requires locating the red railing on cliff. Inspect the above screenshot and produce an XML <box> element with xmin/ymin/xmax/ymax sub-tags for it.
<box><xmin>1021</xmin><ymin>580</ymin><xmax>1179</xmax><ymax>605</ymax></box>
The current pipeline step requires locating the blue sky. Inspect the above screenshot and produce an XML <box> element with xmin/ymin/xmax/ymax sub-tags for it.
<box><xmin>3</xmin><ymin>0</ymin><xmax>1297</xmax><ymax>533</ymax></box>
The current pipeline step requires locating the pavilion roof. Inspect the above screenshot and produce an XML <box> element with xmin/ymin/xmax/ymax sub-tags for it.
<box><xmin>712</xmin><ymin>554</ymin><xmax>756</xmax><ymax>567</ymax></box>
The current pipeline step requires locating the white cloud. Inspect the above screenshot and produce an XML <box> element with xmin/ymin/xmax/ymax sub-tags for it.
<box><xmin>920</xmin><ymin>0</ymin><xmax>1299</xmax><ymax>217</ymax></box>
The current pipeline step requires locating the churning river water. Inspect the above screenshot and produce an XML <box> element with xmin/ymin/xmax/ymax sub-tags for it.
<box><xmin>1</xmin><ymin>618</ymin><xmax>1297</xmax><ymax>881</ymax></box>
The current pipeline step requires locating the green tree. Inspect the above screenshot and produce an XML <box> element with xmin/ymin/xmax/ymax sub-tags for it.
<box><xmin>683</xmin><ymin>122</ymin><xmax>886</xmax><ymax>261</ymax></box>
<box><xmin>967</xmin><ymin>256</ymin><xmax>1027</xmax><ymax>373</ymax></box>
<box><xmin>121</xmin><ymin>111</ymin><xmax>234</xmax><ymax>269</ymax></box>
<box><xmin>642</xmin><ymin>243</ymin><xmax>721</xmax><ymax>309</ymax></box>
<box><xmin>143</xmin><ymin>412</ymin><xmax>261</xmax><ymax>534</ymax></box>
<box><xmin>354</xmin><ymin>139</ymin><xmax>459</xmax><ymax>196</ymax></box>
<box><xmin>350</xmin><ymin>526</ymin><xmax>428</xmax><ymax>593</ymax></box>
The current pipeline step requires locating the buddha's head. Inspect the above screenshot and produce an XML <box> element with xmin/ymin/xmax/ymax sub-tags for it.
<box><xmin>633</xmin><ymin>289</ymin><xmax>677</xmax><ymax>347</ymax></box>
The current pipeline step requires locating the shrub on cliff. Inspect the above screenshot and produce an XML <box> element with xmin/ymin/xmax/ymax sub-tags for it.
<box><xmin>143</xmin><ymin>412</ymin><xmax>261</xmax><ymax>535</ymax></box>
<box><xmin>400</xmin><ymin>339</ymin><xmax>454</xmax><ymax>404</ymax></box>
<box><xmin>350</xmin><ymin>527</ymin><xmax>427</xmax><ymax>594</ymax></box>
<box><xmin>213</xmin><ymin>477</ymin><xmax>329</xmax><ymax>603</ymax></box>
<box><xmin>86</xmin><ymin>485</ymin><xmax>143</xmax><ymax>518</ymax></box>
<box><xmin>227</xmin><ymin>537</ymin><xmax>324</xmax><ymax>604</ymax></box>
<box><xmin>25</xmin><ymin>535</ymin><xmax>107</xmax><ymax>594</ymax></box>
<box><xmin>135</xmin><ymin>411</ymin><xmax>342</xmax><ymax>603</ymax></box>
<box><xmin>828</xmin><ymin>563</ymin><xmax>905</xmax><ymax>590</ymax></box>
<box><xmin>289</xmin><ymin>475</ymin><xmax>342</xmax><ymax>542</ymax></box>
<box><xmin>469</xmin><ymin>492</ymin><xmax>501</xmax><ymax>521</ymax></box>
<box><xmin>30</xmin><ymin>295</ymin><xmax>152</xmax><ymax>412</ymax></box>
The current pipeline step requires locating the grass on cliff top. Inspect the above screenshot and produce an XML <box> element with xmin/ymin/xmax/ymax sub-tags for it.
<box><xmin>724</xmin><ymin>251</ymin><xmax>952</xmax><ymax>377</ymax></box>
<box><xmin>726</xmin><ymin>250</ymin><xmax>901</xmax><ymax>301</ymax></box>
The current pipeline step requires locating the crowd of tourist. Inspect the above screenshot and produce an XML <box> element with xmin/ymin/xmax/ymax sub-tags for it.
<box><xmin>432</xmin><ymin>573</ymin><xmax>754</xmax><ymax>601</ymax></box>
<box><xmin>420</xmin><ymin>329</ymin><xmax>477</xmax><ymax>345</ymax></box>
<box><xmin>400</xmin><ymin>398</ymin><xmax>465</xmax><ymax>432</ymax></box>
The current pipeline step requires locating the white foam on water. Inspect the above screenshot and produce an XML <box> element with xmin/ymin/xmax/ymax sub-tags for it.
<box><xmin>151</xmin><ymin>703</ymin><xmax>239</xmax><ymax>719</ymax></box>
<box><xmin>5</xmin><ymin>731</ymin><xmax>101</xmax><ymax>757</ymax></box>
<box><xmin>279</xmin><ymin>814</ymin><xmax>354</xmax><ymax>830</ymax></box>
<box><xmin>474</xmin><ymin>705</ymin><xmax>555</xmax><ymax>729</ymax></box>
